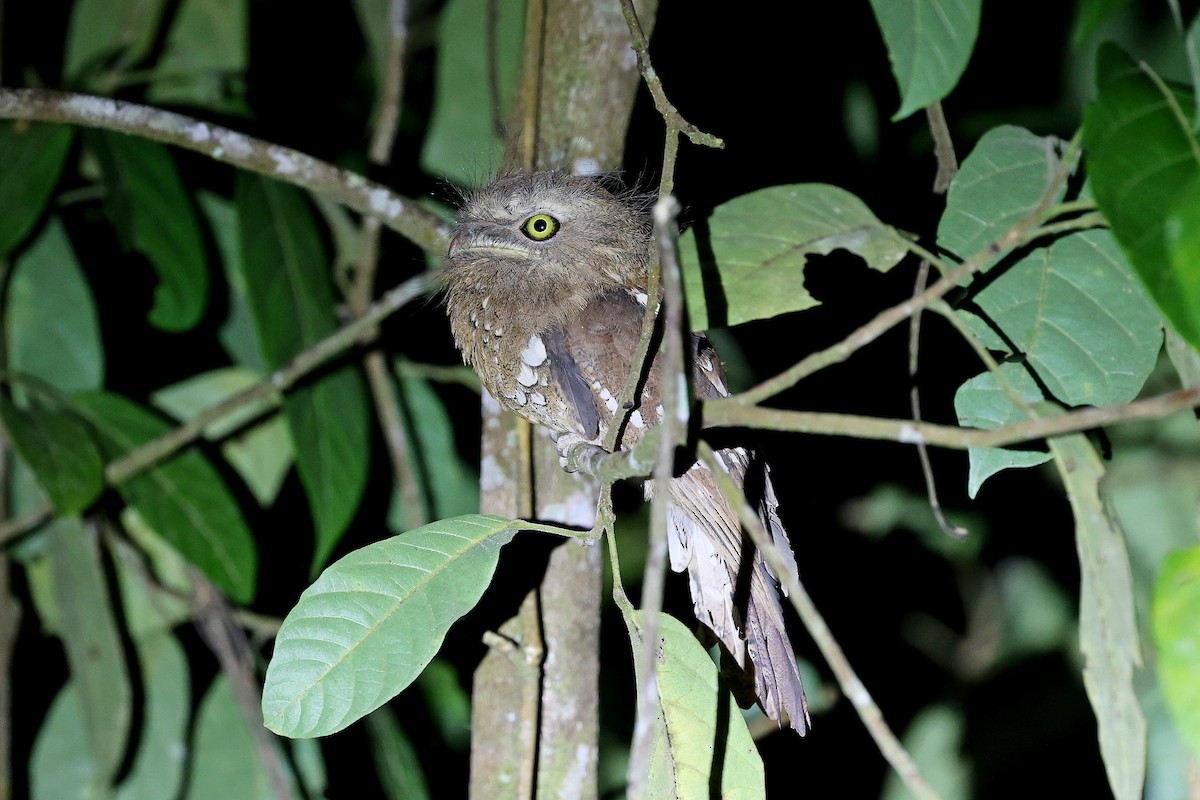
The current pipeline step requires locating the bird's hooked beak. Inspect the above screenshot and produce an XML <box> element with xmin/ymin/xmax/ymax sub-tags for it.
<box><xmin>446</xmin><ymin>228</ymin><xmax>535</xmax><ymax>261</ymax></box>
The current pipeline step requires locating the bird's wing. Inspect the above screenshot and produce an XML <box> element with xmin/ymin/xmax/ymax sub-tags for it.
<box><xmin>542</xmin><ymin>328</ymin><xmax>601</xmax><ymax>439</ymax></box>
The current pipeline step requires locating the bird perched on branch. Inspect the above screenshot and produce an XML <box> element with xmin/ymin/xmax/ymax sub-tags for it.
<box><xmin>442</xmin><ymin>169</ymin><xmax>809</xmax><ymax>734</ymax></box>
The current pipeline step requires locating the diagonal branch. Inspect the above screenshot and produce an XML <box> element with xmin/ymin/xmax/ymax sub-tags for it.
<box><xmin>0</xmin><ymin>88</ymin><xmax>449</xmax><ymax>253</ymax></box>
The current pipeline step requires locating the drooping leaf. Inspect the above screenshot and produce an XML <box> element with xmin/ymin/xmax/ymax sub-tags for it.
<box><xmin>6</xmin><ymin>217</ymin><xmax>104</xmax><ymax>393</ymax></box>
<box><xmin>868</xmin><ymin>0</ymin><xmax>982</xmax><ymax>121</ymax></box>
<box><xmin>93</xmin><ymin>131</ymin><xmax>210</xmax><ymax>332</ymax></box>
<box><xmin>198</xmin><ymin>191</ymin><xmax>267</xmax><ymax>371</ymax></box>
<box><xmin>622</xmin><ymin>610</ymin><xmax>765</xmax><ymax>799</ymax></box>
<box><xmin>0</xmin><ymin>395</ymin><xmax>104</xmax><ymax>515</ymax></box>
<box><xmin>262</xmin><ymin>515</ymin><xmax>514</xmax><ymax>738</ymax></box>
<box><xmin>63</xmin><ymin>0</ymin><xmax>169</xmax><ymax>82</ymax></box>
<box><xmin>152</xmin><ymin>367</ymin><xmax>293</xmax><ymax>507</ymax></box>
<box><xmin>47</xmin><ymin>518</ymin><xmax>133</xmax><ymax>790</ymax></box>
<box><xmin>1071</xmin><ymin>0</ymin><xmax>1134</xmax><ymax>46</ymax></box>
<box><xmin>29</xmin><ymin>683</ymin><xmax>100</xmax><ymax>800</ymax></box>
<box><xmin>414</xmin><ymin>658</ymin><xmax>472</xmax><ymax>751</ymax></box>
<box><xmin>0</xmin><ymin>122</ymin><xmax>73</xmax><ymax>257</ymax></box>
<box><xmin>678</xmin><ymin>184</ymin><xmax>909</xmax><ymax>331</ymax></box>
<box><xmin>1083</xmin><ymin>43</ymin><xmax>1200</xmax><ymax>350</ymax></box>
<box><xmin>235</xmin><ymin>173</ymin><xmax>369</xmax><ymax>567</ymax></box>
<box><xmin>366</xmin><ymin>706</ymin><xmax>432</xmax><ymax>800</ymax></box>
<box><xmin>185</xmin><ymin>676</ymin><xmax>276</xmax><ymax>800</ymax></box>
<box><xmin>1049</xmin><ymin>433</ymin><xmax>1146</xmax><ymax>800</ymax></box>
<box><xmin>962</xmin><ymin>230</ymin><xmax>1162</xmax><ymax>407</ymax></box>
<box><xmin>71</xmin><ymin>390</ymin><xmax>257</xmax><ymax>604</ymax></box>
<box><xmin>388</xmin><ymin>364</ymin><xmax>480</xmax><ymax>528</ymax></box>
<box><xmin>1153</xmin><ymin>544</ymin><xmax>1200</xmax><ymax>760</ymax></box>
<box><xmin>147</xmin><ymin>0</ymin><xmax>249</xmax><ymax>114</ymax></box>
<box><xmin>938</xmin><ymin>125</ymin><xmax>1067</xmax><ymax>268</ymax></box>
<box><xmin>420</xmin><ymin>0</ymin><xmax>524</xmax><ymax>184</ymax></box>
<box><xmin>880</xmin><ymin>705</ymin><xmax>971</xmax><ymax>800</ymax></box>
<box><xmin>114</xmin><ymin>633</ymin><xmax>191</xmax><ymax>800</ymax></box>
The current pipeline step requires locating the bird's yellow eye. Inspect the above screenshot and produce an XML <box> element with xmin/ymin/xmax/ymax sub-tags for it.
<box><xmin>521</xmin><ymin>213</ymin><xmax>559</xmax><ymax>241</ymax></box>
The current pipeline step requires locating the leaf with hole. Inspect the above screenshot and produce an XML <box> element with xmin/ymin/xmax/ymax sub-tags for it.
<box><xmin>678</xmin><ymin>184</ymin><xmax>908</xmax><ymax>331</ymax></box>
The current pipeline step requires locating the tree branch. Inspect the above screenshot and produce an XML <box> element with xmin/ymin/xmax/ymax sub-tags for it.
<box><xmin>0</xmin><ymin>88</ymin><xmax>448</xmax><ymax>253</ymax></box>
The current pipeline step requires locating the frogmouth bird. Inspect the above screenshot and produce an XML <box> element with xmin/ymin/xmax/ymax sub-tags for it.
<box><xmin>442</xmin><ymin>169</ymin><xmax>809</xmax><ymax>734</ymax></box>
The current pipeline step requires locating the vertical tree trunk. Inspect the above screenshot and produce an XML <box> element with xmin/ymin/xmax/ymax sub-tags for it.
<box><xmin>469</xmin><ymin>1</ymin><xmax>656</xmax><ymax>798</ymax></box>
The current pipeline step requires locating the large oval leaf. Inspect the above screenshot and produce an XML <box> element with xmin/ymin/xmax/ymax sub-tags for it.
<box><xmin>678</xmin><ymin>184</ymin><xmax>908</xmax><ymax>331</ymax></box>
<box><xmin>262</xmin><ymin>515</ymin><xmax>514</xmax><ymax>738</ymax></box>
<box><xmin>1083</xmin><ymin>43</ymin><xmax>1200</xmax><ymax>350</ymax></box>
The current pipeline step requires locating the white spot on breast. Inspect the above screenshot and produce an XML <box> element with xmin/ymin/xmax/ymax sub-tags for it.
<box><xmin>655</xmin><ymin>403</ymin><xmax>665</xmax><ymax>421</ymax></box>
<box><xmin>634</xmin><ymin>291</ymin><xmax>649</xmax><ymax>306</ymax></box>
<box><xmin>481</xmin><ymin>295</ymin><xmax>490</xmax><ymax>309</ymax></box>
<box><xmin>512</xmin><ymin>389</ymin><xmax>527</xmax><ymax>406</ymax></box>
<box><xmin>531</xmin><ymin>392</ymin><xmax>547</xmax><ymax>405</ymax></box>
<box><xmin>522</xmin><ymin>335</ymin><xmax>547</xmax><ymax>367</ymax></box>
<box><xmin>599</xmin><ymin>387</ymin><xmax>612</xmax><ymax>402</ymax></box>
<box><xmin>517</xmin><ymin>363</ymin><xmax>538</xmax><ymax>387</ymax></box>
<box><xmin>605</xmin><ymin>396</ymin><xmax>618</xmax><ymax>413</ymax></box>
<box><xmin>630</xmin><ymin>409</ymin><xmax>646</xmax><ymax>428</ymax></box>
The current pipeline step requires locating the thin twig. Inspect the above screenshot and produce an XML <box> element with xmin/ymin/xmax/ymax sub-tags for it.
<box><xmin>355</xmin><ymin>0</ymin><xmax>426</xmax><ymax>530</ymax></box>
<box><xmin>627</xmin><ymin>197</ymin><xmax>686</xmax><ymax>800</ymax></box>
<box><xmin>367</xmin><ymin>0</ymin><xmax>408</xmax><ymax>164</ymax></box>
<box><xmin>703</xmin><ymin>388</ymin><xmax>1200</xmax><ymax>449</ymax></box>
<box><xmin>908</xmin><ymin>261</ymin><xmax>966</xmax><ymax>537</ymax></box>
<box><xmin>0</xmin><ymin>88</ymin><xmax>448</xmax><ymax>253</ymax></box>
<box><xmin>696</xmin><ymin>442</ymin><xmax>941</xmax><ymax>800</ymax></box>
<box><xmin>925</xmin><ymin>103</ymin><xmax>957</xmax><ymax>194</ymax></box>
<box><xmin>191</xmin><ymin>570</ymin><xmax>292</xmax><ymax>800</ymax></box>
<box><xmin>616</xmin><ymin>0</ymin><xmax>723</xmax><ymax>149</ymax></box>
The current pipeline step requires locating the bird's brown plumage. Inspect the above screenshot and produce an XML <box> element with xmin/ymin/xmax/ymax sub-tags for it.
<box><xmin>443</xmin><ymin>169</ymin><xmax>809</xmax><ymax>733</ymax></box>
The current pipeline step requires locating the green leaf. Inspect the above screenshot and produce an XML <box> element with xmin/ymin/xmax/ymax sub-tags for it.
<box><xmin>199</xmin><ymin>191</ymin><xmax>267</xmax><ymax>371</ymax></box>
<box><xmin>109</xmin><ymin>528</ymin><xmax>193</xmax><ymax>639</ymax></box>
<box><xmin>0</xmin><ymin>395</ymin><xmax>104</xmax><ymax>515</ymax></box>
<box><xmin>6</xmin><ymin>217</ymin><xmax>105</xmax><ymax>393</ymax></box>
<box><xmin>880</xmin><ymin>705</ymin><xmax>970</xmax><ymax>800</ymax></box>
<box><xmin>1071</xmin><ymin>0</ymin><xmax>1134</xmax><ymax>46</ymax></box>
<box><xmin>115</xmin><ymin>633</ymin><xmax>191</xmax><ymax>800</ymax></box>
<box><xmin>0</xmin><ymin>122</ymin><xmax>73</xmax><ymax>257</ymax></box>
<box><xmin>48</xmin><ymin>518</ymin><xmax>133</xmax><ymax>790</ymax></box>
<box><xmin>366</xmin><ymin>707</ymin><xmax>432</xmax><ymax>800</ymax></box>
<box><xmin>63</xmin><ymin>0</ymin><xmax>169</xmax><ymax>82</ymax></box>
<box><xmin>236</xmin><ymin>174</ymin><xmax>369</xmax><ymax>567</ymax></box>
<box><xmin>151</xmin><ymin>367</ymin><xmax>293</xmax><ymax>507</ymax></box>
<box><xmin>186</xmin><ymin>676</ymin><xmax>275</xmax><ymax>800</ymax></box>
<box><xmin>147</xmin><ymin>0</ymin><xmax>249</xmax><ymax>114</ymax></box>
<box><xmin>995</xmin><ymin>558</ymin><xmax>1074</xmax><ymax>662</ymax></box>
<box><xmin>954</xmin><ymin>366</ymin><xmax>1048</xmax><ymax>497</ymax></box>
<box><xmin>71</xmin><ymin>390</ymin><xmax>257</xmax><ymax>604</ymax></box>
<box><xmin>622</xmin><ymin>611</ymin><xmax>764</xmax><ymax>799</ymax></box>
<box><xmin>388</xmin><ymin>365</ymin><xmax>480</xmax><ymax>528</ymax></box>
<box><xmin>938</xmin><ymin>125</ymin><xmax>1067</xmax><ymax>267</ymax></box>
<box><xmin>678</xmin><ymin>184</ymin><xmax>909</xmax><ymax>330</ymax></box>
<box><xmin>420</xmin><ymin>0</ymin><xmax>524</xmax><ymax>184</ymax></box>
<box><xmin>93</xmin><ymin>131</ymin><xmax>210</xmax><ymax>331</ymax></box>
<box><xmin>1083</xmin><ymin>43</ymin><xmax>1200</xmax><ymax>350</ymax></box>
<box><xmin>262</xmin><ymin>515</ymin><xmax>514</xmax><ymax>738</ymax></box>
<box><xmin>964</xmin><ymin>230</ymin><xmax>1162</xmax><ymax>407</ymax></box>
<box><xmin>415</xmin><ymin>658</ymin><xmax>472</xmax><ymax>750</ymax></box>
<box><xmin>29</xmin><ymin>683</ymin><xmax>101</xmax><ymax>800</ymax></box>
<box><xmin>868</xmin><ymin>0</ymin><xmax>981</xmax><ymax>121</ymax></box>
<box><xmin>1153</xmin><ymin>544</ymin><xmax>1200</xmax><ymax>760</ymax></box>
<box><xmin>1049</xmin><ymin>433</ymin><xmax>1146</xmax><ymax>800</ymax></box>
